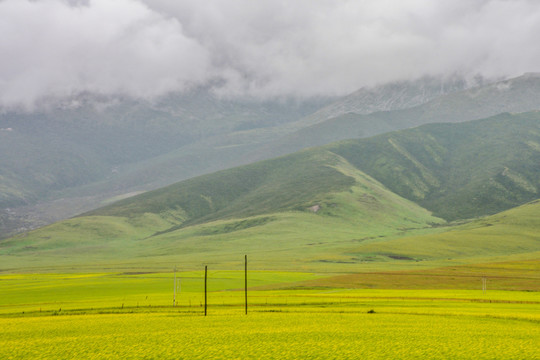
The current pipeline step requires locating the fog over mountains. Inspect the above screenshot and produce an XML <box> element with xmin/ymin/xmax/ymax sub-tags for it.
<box><xmin>2</xmin><ymin>1</ymin><xmax>540</xmax><ymax>109</ymax></box>
<box><xmin>2</xmin><ymin>111</ymin><xmax>539</xmax><ymax>271</ymax></box>
<box><xmin>1</xmin><ymin>72</ymin><xmax>540</xmax><ymax>237</ymax></box>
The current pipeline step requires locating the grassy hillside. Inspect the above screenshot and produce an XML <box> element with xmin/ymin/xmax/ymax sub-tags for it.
<box><xmin>89</xmin><ymin>111</ymin><xmax>540</xmax><ymax>223</ymax></box>
<box><xmin>326</xmin><ymin>199</ymin><xmax>540</xmax><ymax>276</ymax></box>
<box><xmin>2</xmin><ymin>190</ymin><xmax>539</xmax><ymax>273</ymax></box>
<box><xmin>85</xmin><ymin>150</ymin><xmax>355</xmax><ymax>223</ymax></box>
<box><xmin>2</xmin><ymin>113</ymin><xmax>540</xmax><ymax>272</ymax></box>
<box><xmin>330</xmin><ymin>112</ymin><xmax>540</xmax><ymax>220</ymax></box>
<box><xmin>0</xmin><ymin>149</ymin><xmax>443</xmax><ymax>271</ymax></box>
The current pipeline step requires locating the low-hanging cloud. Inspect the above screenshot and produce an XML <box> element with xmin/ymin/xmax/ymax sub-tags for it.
<box><xmin>0</xmin><ymin>0</ymin><xmax>211</xmax><ymax>109</ymax></box>
<box><xmin>2</xmin><ymin>0</ymin><xmax>540</xmax><ymax>108</ymax></box>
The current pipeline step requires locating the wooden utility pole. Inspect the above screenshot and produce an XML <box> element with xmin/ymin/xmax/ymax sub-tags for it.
<box><xmin>173</xmin><ymin>266</ymin><xmax>177</xmax><ymax>307</ymax></box>
<box><xmin>204</xmin><ymin>265</ymin><xmax>208</xmax><ymax>316</ymax></box>
<box><xmin>245</xmin><ymin>255</ymin><xmax>248</xmax><ymax>315</ymax></box>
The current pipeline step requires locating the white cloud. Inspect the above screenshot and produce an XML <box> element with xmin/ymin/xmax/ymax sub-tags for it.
<box><xmin>0</xmin><ymin>0</ymin><xmax>211</xmax><ymax>108</ymax></box>
<box><xmin>2</xmin><ymin>0</ymin><xmax>540</xmax><ymax>108</ymax></box>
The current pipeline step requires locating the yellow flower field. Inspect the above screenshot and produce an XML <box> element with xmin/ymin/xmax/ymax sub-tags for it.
<box><xmin>1</xmin><ymin>272</ymin><xmax>539</xmax><ymax>359</ymax></box>
<box><xmin>1</xmin><ymin>309</ymin><xmax>539</xmax><ymax>359</ymax></box>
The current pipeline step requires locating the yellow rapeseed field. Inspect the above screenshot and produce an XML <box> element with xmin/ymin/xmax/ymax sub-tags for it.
<box><xmin>1</xmin><ymin>272</ymin><xmax>539</xmax><ymax>359</ymax></box>
<box><xmin>1</xmin><ymin>310</ymin><xmax>539</xmax><ymax>359</ymax></box>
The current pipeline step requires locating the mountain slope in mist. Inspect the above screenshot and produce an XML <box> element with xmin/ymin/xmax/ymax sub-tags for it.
<box><xmin>2</xmin><ymin>73</ymin><xmax>540</xmax><ymax>237</ymax></box>
<box><xmin>2</xmin><ymin>113</ymin><xmax>539</xmax><ymax>271</ymax></box>
<box><xmin>0</xmin><ymin>91</ymin><xmax>331</xmax><ymax>235</ymax></box>
<box><xmin>92</xmin><ymin>111</ymin><xmax>540</xmax><ymax>223</ymax></box>
<box><xmin>255</xmin><ymin>73</ymin><xmax>540</xmax><ymax>158</ymax></box>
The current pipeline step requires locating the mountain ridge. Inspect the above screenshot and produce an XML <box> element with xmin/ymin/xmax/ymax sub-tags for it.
<box><xmin>86</xmin><ymin>111</ymin><xmax>540</xmax><ymax>223</ymax></box>
<box><xmin>2</xmin><ymin>73</ymin><xmax>540</xmax><ymax>237</ymax></box>
<box><xmin>250</xmin><ymin>73</ymin><xmax>540</xmax><ymax>160</ymax></box>
<box><xmin>2</xmin><ymin>113</ymin><xmax>540</xmax><ymax>271</ymax></box>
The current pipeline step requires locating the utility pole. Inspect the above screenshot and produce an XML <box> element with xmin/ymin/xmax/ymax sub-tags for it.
<box><xmin>245</xmin><ymin>255</ymin><xmax>248</xmax><ymax>315</ymax></box>
<box><xmin>173</xmin><ymin>266</ymin><xmax>177</xmax><ymax>307</ymax></box>
<box><xmin>204</xmin><ymin>265</ymin><xmax>208</xmax><ymax>316</ymax></box>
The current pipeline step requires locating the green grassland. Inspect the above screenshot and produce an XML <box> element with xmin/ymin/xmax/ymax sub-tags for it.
<box><xmin>0</xmin><ymin>271</ymin><xmax>321</xmax><ymax>315</ymax></box>
<box><xmin>294</xmin><ymin>258</ymin><xmax>540</xmax><ymax>291</ymax></box>
<box><xmin>341</xmin><ymin>199</ymin><xmax>540</xmax><ymax>267</ymax></box>
<box><xmin>3</xmin><ymin>269</ymin><xmax>539</xmax><ymax>316</ymax></box>
<box><xmin>4</xmin><ymin>203</ymin><xmax>536</xmax><ymax>359</ymax></box>
<box><xmin>2</xmin><ymin>199</ymin><xmax>539</xmax><ymax>358</ymax></box>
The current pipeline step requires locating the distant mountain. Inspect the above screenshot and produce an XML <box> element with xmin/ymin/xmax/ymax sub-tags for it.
<box><xmin>2</xmin><ymin>113</ymin><xmax>538</xmax><ymax>271</ymax></box>
<box><xmin>2</xmin><ymin>73</ymin><xmax>539</xmax><ymax>237</ymax></box>
<box><xmin>254</xmin><ymin>73</ymin><xmax>540</xmax><ymax>159</ymax></box>
<box><xmin>0</xmin><ymin>90</ymin><xmax>331</xmax><ymax>205</ymax></box>
<box><xmin>298</xmin><ymin>74</ymin><xmax>474</xmax><ymax>126</ymax></box>
<box><xmin>0</xmin><ymin>90</ymin><xmax>332</xmax><ymax>235</ymax></box>
<box><xmin>89</xmin><ymin>111</ymin><xmax>540</xmax><ymax>222</ymax></box>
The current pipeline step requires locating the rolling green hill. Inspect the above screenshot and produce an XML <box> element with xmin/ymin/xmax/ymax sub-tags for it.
<box><xmin>330</xmin><ymin>112</ymin><xmax>540</xmax><ymax>220</ymax></box>
<box><xmin>90</xmin><ymin>111</ymin><xmax>540</xmax><ymax>221</ymax></box>
<box><xmin>86</xmin><ymin>149</ymin><xmax>356</xmax><ymax>222</ymax></box>
<box><xmin>1</xmin><ymin>112</ymin><xmax>539</xmax><ymax>272</ymax></box>
<box><xmin>0</xmin><ymin>148</ymin><xmax>444</xmax><ymax>271</ymax></box>
<box><xmin>340</xmin><ymin>198</ymin><xmax>540</xmax><ymax>268</ymax></box>
<box><xmin>87</xmin><ymin>111</ymin><xmax>540</xmax><ymax>223</ymax></box>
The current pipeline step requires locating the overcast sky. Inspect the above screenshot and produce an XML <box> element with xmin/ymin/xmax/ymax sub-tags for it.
<box><xmin>1</xmin><ymin>0</ymin><xmax>540</xmax><ymax>108</ymax></box>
